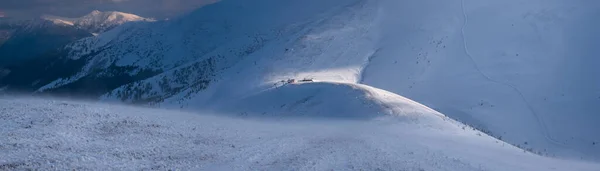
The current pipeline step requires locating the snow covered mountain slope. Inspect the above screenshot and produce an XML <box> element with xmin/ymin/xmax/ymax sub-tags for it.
<box><xmin>358</xmin><ymin>0</ymin><xmax>600</xmax><ymax>160</ymax></box>
<box><xmin>2</xmin><ymin>0</ymin><xmax>598</xmax><ymax>162</ymax></box>
<box><xmin>42</xmin><ymin>10</ymin><xmax>155</xmax><ymax>34</ymax></box>
<box><xmin>24</xmin><ymin>0</ymin><xmax>371</xmax><ymax>101</ymax></box>
<box><xmin>2</xmin><ymin>97</ymin><xmax>600</xmax><ymax>170</ymax></box>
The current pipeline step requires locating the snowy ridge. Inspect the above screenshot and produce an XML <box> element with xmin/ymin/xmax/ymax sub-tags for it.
<box><xmin>222</xmin><ymin>81</ymin><xmax>446</xmax><ymax>120</ymax></box>
<box><xmin>0</xmin><ymin>10</ymin><xmax>152</xmax><ymax>35</ymax></box>
<box><xmin>42</xmin><ymin>10</ymin><xmax>155</xmax><ymax>34</ymax></box>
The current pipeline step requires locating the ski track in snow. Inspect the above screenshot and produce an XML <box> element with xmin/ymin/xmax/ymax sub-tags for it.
<box><xmin>458</xmin><ymin>0</ymin><xmax>567</xmax><ymax>149</ymax></box>
<box><xmin>358</xmin><ymin>48</ymin><xmax>380</xmax><ymax>84</ymax></box>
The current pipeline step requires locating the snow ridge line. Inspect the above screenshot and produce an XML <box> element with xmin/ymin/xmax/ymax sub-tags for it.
<box><xmin>459</xmin><ymin>0</ymin><xmax>566</xmax><ymax>148</ymax></box>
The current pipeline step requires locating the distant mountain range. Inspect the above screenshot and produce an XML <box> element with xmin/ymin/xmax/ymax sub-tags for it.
<box><xmin>0</xmin><ymin>10</ymin><xmax>154</xmax><ymax>67</ymax></box>
<box><xmin>42</xmin><ymin>10</ymin><xmax>155</xmax><ymax>35</ymax></box>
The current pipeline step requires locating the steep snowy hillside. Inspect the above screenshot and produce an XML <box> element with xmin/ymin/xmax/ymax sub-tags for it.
<box><xmin>359</xmin><ymin>0</ymin><xmax>600</xmax><ymax>160</ymax></box>
<box><xmin>1</xmin><ymin>0</ymin><xmax>598</xmax><ymax>162</ymax></box>
<box><xmin>2</xmin><ymin>97</ymin><xmax>600</xmax><ymax>170</ymax></box>
<box><xmin>42</xmin><ymin>10</ymin><xmax>155</xmax><ymax>34</ymax></box>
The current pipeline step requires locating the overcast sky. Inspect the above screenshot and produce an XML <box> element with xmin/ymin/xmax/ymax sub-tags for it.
<box><xmin>0</xmin><ymin>0</ymin><xmax>216</xmax><ymax>19</ymax></box>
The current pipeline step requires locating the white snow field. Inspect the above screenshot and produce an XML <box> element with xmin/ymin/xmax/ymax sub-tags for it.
<box><xmin>2</xmin><ymin>97</ymin><xmax>599</xmax><ymax>170</ymax></box>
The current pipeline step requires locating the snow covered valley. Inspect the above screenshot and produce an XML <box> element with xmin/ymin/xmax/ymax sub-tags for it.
<box><xmin>2</xmin><ymin>97</ymin><xmax>599</xmax><ymax>170</ymax></box>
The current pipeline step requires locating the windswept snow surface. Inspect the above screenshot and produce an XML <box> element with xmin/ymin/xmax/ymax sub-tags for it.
<box><xmin>2</xmin><ymin>97</ymin><xmax>599</xmax><ymax>170</ymax></box>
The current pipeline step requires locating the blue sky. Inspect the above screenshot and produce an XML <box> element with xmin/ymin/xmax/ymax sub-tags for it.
<box><xmin>0</xmin><ymin>0</ymin><xmax>215</xmax><ymax>19</ymax></box>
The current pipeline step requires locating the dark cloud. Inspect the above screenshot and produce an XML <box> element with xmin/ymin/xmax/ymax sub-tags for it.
<box><xmin>0</xmin><ymin>0</ymin><xmax>215</xmax><ymax>19</ymax></box>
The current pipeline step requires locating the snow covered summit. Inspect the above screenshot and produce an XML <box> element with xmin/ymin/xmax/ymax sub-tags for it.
<box><xmin>42</xmin><ymin>10</ymin><xmax>155</xmax><ymax>34</ymax></box>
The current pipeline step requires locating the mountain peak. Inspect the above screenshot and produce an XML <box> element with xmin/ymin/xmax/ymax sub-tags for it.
<box><xmin>41</xmin><ymin>10</ymin><xmax>154</xmax><ymax>34</ymax></box>
<box><xmin>89</xmin><ymin>10</ymin><xmax>102</xmax><ymax>15</ymax></box>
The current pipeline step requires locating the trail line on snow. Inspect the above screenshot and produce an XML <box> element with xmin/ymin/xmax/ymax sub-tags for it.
<box><xmin>358</xmin><ymin>48</ymin><xmax>380</xmax><ymax>84</ymax></box>
<box><xmin>459</xmin><ymin>0</ymin><xmax>566</xmax><ymax>149</ymax></box>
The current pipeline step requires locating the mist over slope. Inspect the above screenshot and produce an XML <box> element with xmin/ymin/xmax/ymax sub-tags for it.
<box><xmin>0</xmin><ymin>19</ymin><xmax>93</xmax><ymax>66</ymax></box>
<box><xmin>0</xmin><ymin>10</ymin><xmax>153</xmax><ymax>67</ymax></box>
<box><xmin>0</xmin><ymin>0</ymin><xmax>598</xmax><ymax>161</ymax></box>
<box><xmin>2</xmin><ymin>97</ymin><xmax>600</xmax><ymax>170</ymax></box>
